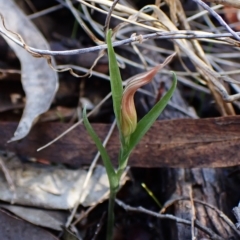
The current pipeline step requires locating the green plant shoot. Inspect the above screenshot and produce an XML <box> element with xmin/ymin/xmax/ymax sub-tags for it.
<box><xmin>83</xmin><ymin>29</ymin><xmax>177</xmax><ymax>240</ymax></box>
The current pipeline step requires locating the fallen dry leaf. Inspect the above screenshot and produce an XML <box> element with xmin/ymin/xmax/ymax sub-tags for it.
<box><xmin>0</xmin><ymin>0</ymin><xmax>58</xmax><ymax>141</ymax></box>
<box><xmin>0</xmin><ymin>209</ymin><xmax>59</xmax><ymax>240</ymax></box>
<box><xmin>0</xmin><ymin>156</ymin><xmax>113</xmax><ymax>209</ymax></box>
<box><xmin>0</xmin><ymin>204</ymin><xmax>67</xmax><ymax>231</ymax></box>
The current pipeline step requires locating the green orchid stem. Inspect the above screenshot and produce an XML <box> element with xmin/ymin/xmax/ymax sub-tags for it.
<box><xmin>84</xmin><ymin>29</ymin><xmax>177</xmax><ymax>240</ymax></box>
<box><xmin>107</xmin><ymin>158</ymin><xmax>127</xmax><ymax>240</ymax></box>
<box><xmin>118</xmin><ymin>157</ymin><xmax>129</xmax><ymax>176</ymax></box>
<box><xmin>106</xmin><ymin>189</ymin><xmax>117</xmax><ymax>240</ymax></box>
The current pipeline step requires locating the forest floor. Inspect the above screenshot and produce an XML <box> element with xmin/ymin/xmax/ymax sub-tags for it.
<box><xmin>1</xmin><ymin>0</ymin><xmax>240</xmax><ymax>239</ymax></box>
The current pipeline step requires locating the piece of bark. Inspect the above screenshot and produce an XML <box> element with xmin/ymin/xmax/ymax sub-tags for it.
<box><xmin>0</xmin><ymin>115</ymin><xmax>240</xmax><ymax>168</ymax></box>
<box><xmin>160</xmin><ymin>168</ymin><xmax>240</xmax><ymax>239</ymax></box>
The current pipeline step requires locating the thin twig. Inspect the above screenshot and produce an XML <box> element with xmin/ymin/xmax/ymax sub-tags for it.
<box><xmin>187</xmin><ymin>4</ymin><xmax>223</xmax><ymax>22</ymax></box>
<box><xmin>28</xmin><ymin>4</ymin><xmax>64</xmax><ymax>20</ymax></box>
<box><xmin>17</xmin><ymin>31</ymin><xmax>240</xmax><ymax>56</ymax></box>
<box><xmin>104</xmin><ymin>0</ymin><xmax>120</xmax><ymax>34</ymax></box>
<box><xmin>73</xmin><ymin>192</ymin><xmax>110</xmax><ymax>226</ymax></box>
<box><xmin>92</xmin><ymin>212</ymin><xmax>106</xmax><ymax>240</ymax></box>
<box><xmin>1</xmin><ymin>13</ymin><xmax>240</xmax><ymax>57</ymax></box>
<box><xmin>37</xmin><ymin>92</ymin><xmax>112</xmax><ymax>151</ymax></box>
<box><xmin>160</xmin><ymin>196</ymin><xmax>240</xmax><ymax>238</ymax></box>
<box><xmin>192</xmin><ymin>0</ymin><xmax>240</xmax><ymax>41</ymax></box>
<box><xmin>0</xmin><ymin>69</ymin><xmax>21</xmax><ymax>75</ymax></box>
<box><xmin>115</xmin><ymin>199</ymin><xmax>224</xmax><ymax>240</ymax></box>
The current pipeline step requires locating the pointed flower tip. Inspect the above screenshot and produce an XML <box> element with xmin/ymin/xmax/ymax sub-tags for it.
<box><xmin>120</xmin><ymin>53</ymin><xmax>176</xmax><ymax>138</ymax></box>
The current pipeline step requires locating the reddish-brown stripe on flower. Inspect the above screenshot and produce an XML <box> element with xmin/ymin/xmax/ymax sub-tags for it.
<box><xmin>120</xmin><ymin>53</ymin><xmax>176</xmax><ymax>137</ymax></box>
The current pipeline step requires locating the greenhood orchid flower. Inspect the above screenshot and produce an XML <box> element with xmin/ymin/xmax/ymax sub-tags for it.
<box><xmin>121</xmin><ymin>53</ymin><xmax>176</xmax><ymax>138</ymax></box>
<box><xmin>83</xmin><ymin>30</ymin><xmax>177</xmax><ymax>240</ymax></box>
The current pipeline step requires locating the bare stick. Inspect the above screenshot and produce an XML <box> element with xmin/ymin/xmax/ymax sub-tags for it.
<box><xmin>37</xmin><ymin>92</ymin><xmax>112</xmax><ymax>151</ymax></box>
<box><xmin>92</xmin><ymin>212</ymin><xmax>106</xmax><ymax>240</ymax></box>
<box><xmin>116</xmin><ymin>199</ymin><xmax>224</xmax><ymax>240</ymax></box>
<box><xmin>192</xmin><ymin>0</ymin><xmax>240</xmax><ymax>41</ymax></box>
<box><xmin>18</xmin><ymin>31</ymin><xmax>240</xmax><ymax>56</ymax></box>
<box><xmin>160</xmin><ymin>196</ymin><xmax>240</xmax><ymax>237</ymax></box>
<box><xmin>104</xmin><ymin>0</ymin><xmax>120</xmax><ymax>34</ymax></box>
<box><xmin>1</xmin><ymin>12</ymin><xmax>240</xmax><ymax>57</ymax></box>
<box><xmin>72</xmin><ymin>193</ymin><xmax>109</xmax><ymax>226</ymax></box>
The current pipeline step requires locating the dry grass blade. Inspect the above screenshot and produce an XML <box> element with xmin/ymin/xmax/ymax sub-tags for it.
<box><xmin>76</xmin><ymin>0</ymin><xmax>239</xmax><ymax>112</ymax></box>
<box><xmin>66</xmin><ymin>0</ymin><xmax>103</xmax><ymax>44</ymax></box>
<box><xmin>193</xmin><ymin>0</ymin><xmax>240</xmax><ymax>40</ymax></box>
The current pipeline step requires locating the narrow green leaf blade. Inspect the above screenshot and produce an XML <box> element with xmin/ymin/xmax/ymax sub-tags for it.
<box><xmin>106</xmin><ymin>29</ymin><xmax>123</xmax><ymax>131</ymax></box>
<box><xmin>83</xmin><ymin>107</ymin><xmax>117</xmax><ymax>187</ymax></box>
<box><xmin>127</xmin><ymin>72</ymin><xmax>177</xmax><ymax>154</ymax></box>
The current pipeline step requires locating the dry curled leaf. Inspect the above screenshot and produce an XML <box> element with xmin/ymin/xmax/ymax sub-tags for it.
<box><xmin>0</xmin><ymin>155</ymin><xmax>118</xmax><ymax>209</ymax></box>
<box><xmin>0</xmin><ymin>209</ymin><xmax>59</xmax><ymax>240</ymax></box>
<box><xmin>0</xmin><ymin>0</ymin><xmax>58</xmax><ymax>141</ymax></box>
<box><xmin>0</xmin><ymin>204</ymin><xmax>66</xmax><ymax>231</ymax></box>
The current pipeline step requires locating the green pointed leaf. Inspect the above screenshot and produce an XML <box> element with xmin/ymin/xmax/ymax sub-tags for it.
<box><xmin>126</xmin><ymin>72</ymin><xmax>177</xmax><ymax>155</ymax></box>
<box><xmin>83</xmin><ymin>107</ymin><xmax>118</xmax><ymax>188</ymax></box>
<box><xmin>106</xmin><ymin>30</ymin><xmax>123</xmax><ymax>134</ymax></box>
